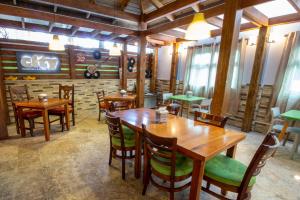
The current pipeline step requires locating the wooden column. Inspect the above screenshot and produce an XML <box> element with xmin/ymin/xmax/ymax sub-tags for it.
<box><xmin>242</xmin><ymin>26</ymin><xmax>270</xmax><ymax>132</ymax></box>
<box><xmin>68</xmin><ymin>46</ymin><xmax>76</xmax><ymax>79</ymax></box>
<box><xmin>136</xmin><ymin>33</ymin><xmax>147</xmax><ymax>107</ymax></box>
<box><xmin>150</xmin><ymin>46</ymin><xmax>158</xmax><ymax>93</ymax></box>
<box><xmin>169</xmin><ymin>42</ymin><xmax>179</xmax><ymax>94</ymax></box>
<box><xmin>121</xmin><ymin>41</ymin><xmax>128</xmax><ymax>89</ymax></box>
<box><xmin>211</xmin><ymin>0</ymin><xmax>242</xmax><ymax>115</ymax></box>
<box><xmin>0</xmin><ymin>55</ymin><xmax>8</xmax><ymax>139</ymax></box>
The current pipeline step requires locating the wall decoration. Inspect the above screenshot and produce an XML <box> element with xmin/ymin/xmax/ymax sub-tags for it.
<box><xmin>127</xmin><ymin>57</ymin><xmax>135</xmax><ymax>72</ymax></box>
<box><xmin>16</xmin><ymin>52</ymin><xmax>60</xmax><ymax>73</ymax></box>
<box><xmin>76</xmin><ymin>53</ymin><xmax>86</xmax><ymax>63</ymax></box>
<box><xmin>145</xmin><ymin>68</ymin><xmax>152</xmax><ymax>78</ymax></box>
<box><xmin>23</xmin><ymin>76</ymin><xmax>37</xmax><ymax>80</ymax></box>
<box><xmin>93</xmin><ymin>50</ymin><xmax>101</xmax><ymax>60</ymax></box>
<box><xmin>84</xmin><ymin>65</ymin><xmax>100</xmax><ymax>79</ymax></box>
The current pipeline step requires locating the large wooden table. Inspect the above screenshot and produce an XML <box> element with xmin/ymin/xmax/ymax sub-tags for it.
<box><xmin>15</xmin><ymin>98</ymin><xmax>70</xmax><ymax>141</ymax></box>
<box><xmin>111</xmin><ymin>108</ymin><xmax>246</xmax><ymax>200</ymax></box>
<box><xmin>103</xmin><ymin>93</ymin><xmax>136</xmax><ymax>109</ymax></box>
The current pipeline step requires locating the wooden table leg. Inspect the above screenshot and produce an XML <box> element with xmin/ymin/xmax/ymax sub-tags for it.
<box><xmin>42</xmin><ymin>109</ymin><xmax>50</xmax><ymax>141</ymax></box>
<box><xmin>18</xmin><ymin>107</ymin><xmax>26</xmax><ymax>137</ymax></box>
<box><xmin>134</xmin><ymin>130</ymin><xmax>142</xmax><ymax>179</ymax></box>
<box><xmin>189</xmin><ymin>159</ymin><xmax>205</xmax><ymax>200</ymax></box>
<box><xmin>278</xmin><ymin>121</ymin><xmax>289</xmax><ymax>141</ymax></box>
<box><xmin>64</xmin><ymin>103</ymin><xmax>70</xmax><ymax>131</ymax></box>
<box><xmin>226</xmin><ymin>145</ymin><xmax>237</xmax><ymax>158</ymax></box>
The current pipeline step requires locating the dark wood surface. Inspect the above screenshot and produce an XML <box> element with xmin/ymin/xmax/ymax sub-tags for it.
<box><xmin>136</xmin><ymin>35</ymin><xmax>147</xmax><ymax>108</ymax></box>
<box><xmin>15</xmin><ymin>98</ymin><xmax>70</xmax><ymax>141</ymax></box>
<box><xmin>111</xmin><ymin>108</ymin><xmax>246</xmax><ymax>200</ymax></box>
<box><xmin>0</xmin><ymin>56</ymin><xmax>8</xmax><ymax>139</ymax></box>
<box><xmin>104</xmin><ymin>94</ymin><xmax>137</xmax><ymax>110</ymax></box>
<box><xmin>211</xmin><ymin>0</ymin><xmax>242</xmax><ymax>115</ymax></box>
<box><xmin>242</xmin><ymin>26</ymin><xmax>270</xmax><ymax>132</ymax></box>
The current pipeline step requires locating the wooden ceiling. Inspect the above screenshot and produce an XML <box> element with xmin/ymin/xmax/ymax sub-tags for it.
<box><xmin>0</xmin><ymin>0</ymin><xmax>299</xmax><ymax>45</ymax></box>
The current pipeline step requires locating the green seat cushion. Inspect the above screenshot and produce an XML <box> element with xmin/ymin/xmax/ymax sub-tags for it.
<box><xmin>111</xmin><ymin>125</ymin><xmax>135</xmax><ymax>147</ymax></box>
<box><xmin>150</xmin><ymin>153</ymin><xmax>193</xmax><ymax>177</ymax></box>
<box><xmin>205</xmin><ymin>154</ymin><xmax>256</xmax><ymax>187</ymax></box>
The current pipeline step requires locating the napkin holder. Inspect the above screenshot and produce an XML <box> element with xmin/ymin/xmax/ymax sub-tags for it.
<box><xmin>155</xmin><ymin>107</ymin><xmax>168</xmax><ymax>123</ymax></box>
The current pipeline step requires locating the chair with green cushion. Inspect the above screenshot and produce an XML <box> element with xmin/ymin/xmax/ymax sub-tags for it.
<box><xmin>141</xmin><ymin>124</ymin><xmax>192</xmax><ymax>200</ymax></box>
<box><xmin>202</xmin><ymin>132</ymin><xmax>280</xmax><ymax>200</ymax></box>
<box><xmin>105</xmin><ymin>113</ymin><xmax>136</xmax><ymax>180</ymax></box>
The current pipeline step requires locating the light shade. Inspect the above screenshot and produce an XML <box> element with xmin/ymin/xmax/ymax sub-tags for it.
<box><xmin>49</xmin><ymin>35</ymin><xmax>65</xmax><ymax>51</ymax></box>
<box><xmin>109</xmin><ymin>43</ymin><xmax>121</xmax><ymax>56</ymax></box>
<box><xmin>185</xmin><ymin>13</ymin><xmax>211</xmax><ymax>40</ymax></box>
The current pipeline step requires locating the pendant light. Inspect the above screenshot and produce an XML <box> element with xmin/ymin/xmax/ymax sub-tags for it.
<box><xmin>185</xmin><ymin>13</ymin><xmax>211</xmax><ymax>41</ymax></box>
<box><xmin>109</xmin><ymin>0</ymin><xmax>121</xmax><ymax>56</ymax></box>
<box><xmin>49</xmin><ymin>0</ymin><xmax>65</xmax><ymax>51</ymax></box>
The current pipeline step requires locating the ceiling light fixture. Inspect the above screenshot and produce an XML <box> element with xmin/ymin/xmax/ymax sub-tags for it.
<box><xmin>185</xmin><ymin>13</ymin><xmax>211</xmax><ymax>40</ymax></box>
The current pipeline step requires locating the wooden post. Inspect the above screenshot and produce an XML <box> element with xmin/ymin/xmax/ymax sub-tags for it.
<box><xmin>121</xmin><ymin>41</ymin><xmax>128</xmax><ymax>89</ymax></box>
<box><xmin>242</xmin><ymin>26</ymin><xmax>270</xmax><ymax>132</ymax></box>
<box><xmin>68</xmin><ymin>46</ymin><xmax>76</xmax><ymax>79</ymax></box>
<box><xmin>169</xmin><ymin>42</ymin><xmax>179</xmax><ymax>94</ymax></box>
<box><xmin>211</xmin><ymin>0</ymin><xmax>242</xmax><ymax>115</ymax></box>
<box><xmin>0</xmin><ymin>55</ymin><xmax>8</xmax><ymax>139</ymax></box>
<box><xmin>150</xmin><ymin>46</ymin><xmax>158</xmax><ymax>93</ymax></box>
<box><xmin>136</xmin><ymin>33</ymin><xmax>147</xmax><ymax>107</ymax></box>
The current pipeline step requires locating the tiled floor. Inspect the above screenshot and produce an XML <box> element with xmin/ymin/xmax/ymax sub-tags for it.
<box><xmin>0</xmin><ymin>114</ymin><xmax>300</xmax><ymax>200</ymax></box>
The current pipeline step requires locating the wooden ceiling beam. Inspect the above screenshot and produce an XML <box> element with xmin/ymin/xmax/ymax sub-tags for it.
<box><xmin>120</xmin><ymin>0</ymin><xmax>130</xmax><ymax>11</ymax></box>
<box><xmin>26</xmin><ymin>0</ymin><xmax>139</xmax><ymax>23</ymax></box>
<box><xmin>150</xmin><ymin>0</ymin><xmax>175</xmax><ymax>21</ymax></box>
<box><xmin>287</xmin><ymin>0</ymin><xmax>300</xmax><ymax>12</ymax></box>
<box><xmin>144</xmin><ymin>0</ymin><xmax>274</xmax><ymax>36</ymax></box>
<box><xmin>0</xmin><ymin>3</ymin><xmax>137</xmax><ymax>36</ymax></box>
<box><xmin>268</xmin><ymin>13</ymin><xmax>300</xmax><ymax>25</ymax></box>
<box><xmin>243</xmin><ymin>7</ymin><xmax>268</xmax><ymax>26</ymax></box>
<box><xmin>206</xmin><ymin>17</ymin><xmax>223</xmax><ymax>28</ymax></box>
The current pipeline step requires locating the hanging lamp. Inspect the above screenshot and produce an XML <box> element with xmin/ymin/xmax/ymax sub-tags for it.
<box><xmin>49</xmin><ymin>0</ymin><xmax>65</xmax><ymax>51</ymax></box>
<box><xmin>109</xmin><ymin>0</ymin><xmax>121</xmax><ymax>56</ymax></box>
<box><xmin>185</xmin><ymin>13</ymin><xmax>211</xmax><ymax>40</ymax></box>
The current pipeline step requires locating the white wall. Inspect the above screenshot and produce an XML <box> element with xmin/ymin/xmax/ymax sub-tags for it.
<box><xmin>157</xmin><ymin>46</ymin><xmax>172</xmax><ymax>80</ymax></box>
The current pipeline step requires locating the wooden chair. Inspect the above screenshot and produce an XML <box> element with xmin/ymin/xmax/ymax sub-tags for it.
<box><xmin>194</xmin><ymin>111</ymin><xmax>228</xmax><ymax>128</ymax></box>
<box><xmin>202</xmin><ymin>132</ymin><xmax>280</xmax><ymax>200</ymax></box>
<box><xmin>105</xmin><ymin>113</ymin><xmax>136</xmax><ymax>180</ymax></box>
<box><xmin>166</xmin><ymin>103</ymin><xmax>181</xmax><ymax>116</ymax></box>
<box><xmin>9</xmin><ymin>85</ymin><xmax>42</xmax><ymax>136</ymax></box>
<box><xmin>110</xmin><ymin>101</ymin><xmax>130</xmax><ymax>112</ymax></box>
<box><xmin>48</xmin><ymin>84</ymin><xmax>75</xmax><ymax>132</ymax></box>
<box><xmin>191</xmin><ymin>98</ymin><xmax>212</xmax><ymax>113</ymax></box>
<box><xmin>96</xmin><ymin>90</ymin><xmax>106</xmax><ymax>121</ymax></box>
<box><xmin>142</xmin><ymin>124</ymin><xmax>192</xmax><ymax>200</ymax></box>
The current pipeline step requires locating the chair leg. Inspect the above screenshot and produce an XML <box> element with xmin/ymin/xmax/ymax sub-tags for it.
<box><xmin>170</xmin><ymin>191</ymin><xmax>174</xmax><ymax>200</ymax></box>
<box><xmin>72</xmin><ymin>111</ymin><xmax>75</xmax><ymax>126</ymax></box>
<box><xmin>283</xmin><ymin>132</ymin><xmax>290</xmax><ymax>146</ymax></box>
<box><xmin>61</xmin><ymin>116</ymin><xmax>65</xmax><ymax>132</ymax></box>
<box><xmin>122</xmin><ymin>151</ymin><xmax>126</xmax><ymax>180</ymax></box>
<box><xmin>28</xmin><ymin>119</ymin><xmax>34</xmax><ymax>137</ymax></box>
<box><xmin>109</xmin><ymin>146</ymin><xmax>113</xmax><ymax>165</ymax></box>
<box><xmin>142</xmin><ymin>166</ymin><xmax>150</xmax><ymax>195</ymax></box>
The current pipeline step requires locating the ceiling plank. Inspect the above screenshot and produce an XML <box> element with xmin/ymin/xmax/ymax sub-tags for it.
<box><xmin>90</xmin><ymin>30</ymin><xmax>101</xmax><ymax>38</ymax></box>
<box><xmin>120</xmin><ymin>0</ymin><xmax>130</xmax><ymax>11</ymax></box>
<box><xmin>48</xmin><ymin>22</ymin><xmax>55</xmax><ymax>32</ymax></box>
<box><xmin>161</xmin><ymin>29</ymin><xmax>185</xmax><ymax>38</ymax></box>
<box><xmin>206</xmin><ymin>17</ymin><xmax>223</xmax><ymax>28</ymax></box>
<box><xmin>150</xmin><ymin>0</ymin><xmax>175</xmax><ymax>21</ymax></box>
<box><xmin>287</xmin><ymin>0</ymin><xmax>300</xmax><ymax>12</ymax></box>
<box><xmin>145</xmin><ymin>0</ymin><xmax>274</xmax><ymax>36</ymax></box>
<box><xmin>26</xmin><ymin>0</ymin><xmax>139</xmax><ymax>23</ymax></box>
<box><xmin>268</xmin><ymin>12</ymin><xmax>300</xmax><ymax>25</ymax></box>
<box><xmin>243</xmin><ymin>7</ymin><xmax>268</xmax><ymax>26</ymax></box>
<box><xmin>70</xmin><ymin>26</ymin><xmax>79</xmax><ymax>36</ymax></box>
<box><xmin>144</xmin><ymin>0</ymin><xmax>204</xmax><ymax>23</ymax></box>
<box><xmin>0</xmin><ymin>3</ymin><xmax>137</xmax><ymax>35</ymax></box>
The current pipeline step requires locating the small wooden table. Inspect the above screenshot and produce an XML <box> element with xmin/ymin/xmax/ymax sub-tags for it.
<box><xmin>111</xmin><ymin>108</ymin><xmax>245</xmax><ymax>200</ymax></box>
<box><xmin>279</xmin><ymin>110</ymin><xmax>300</xmax><ymax>159</ymax></box>
<box><xmin>103</xmin><ymin>94</ymin><xmax>136</xmax><ymax>109</ymax></box>
<box><xmin>170</xmin><ymin>95</ymin><xmax>206</xmax><ymax>117</ymax></box>
<box><xmin>15</xmin><ymin>98</ymin><xmax>70</xmax><ymax>141</ymax></box>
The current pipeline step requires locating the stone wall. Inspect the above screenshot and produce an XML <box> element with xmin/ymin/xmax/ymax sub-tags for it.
<box><xmin>5</xmin><ymin>79</ymin><xmax>150</xmax><ymax>122</ymax></box>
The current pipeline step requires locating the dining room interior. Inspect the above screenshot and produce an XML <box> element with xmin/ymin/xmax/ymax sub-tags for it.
<box><xmin>0</xmin><ymin>0</ymin><xmax>300</xmax><ymax>199</ymax></box>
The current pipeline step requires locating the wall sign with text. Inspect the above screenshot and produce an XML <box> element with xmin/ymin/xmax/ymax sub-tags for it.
<box><xmin>17</xmin><ymin>52</ymin><xmax>61</xmax><ymax>73</ymax></box>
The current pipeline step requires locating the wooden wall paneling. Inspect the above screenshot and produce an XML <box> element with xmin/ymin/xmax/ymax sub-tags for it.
<box><xmin>169</xmin><ymin>42</ymin><xmax>179</xmax><ymax>94</ymax></box>
<box><xmin>0</xmin><ymin>55</ymin><xmax>9</xmax><ymax>139</ymax></box>
<box><xmin>211</xmin><ymin>0</ymin><xmax>242</xmax><ymax>115</ymax></box>
<box><xmin>121</xmin><ymin>41</ymin><xmax>128</xmax><ymax>89</ymax></box>
<box><xmin>136</xmin><ymin>34</ymin><xmax>147</xmax><ymax>107</ymax></box>
<box><xmin>242</xmin><ymin>26</ymin><xmax>270</xmax><ymax>132</ymax></box>
<box><xmin>68</xmin><ymin>46</ymin><xmax>76</xmax><ymax>79</ymax></box>
<box><xmin>150</xmin><ymin>47</ymin><xmax>158</xmax><ymax>92</ymax></box>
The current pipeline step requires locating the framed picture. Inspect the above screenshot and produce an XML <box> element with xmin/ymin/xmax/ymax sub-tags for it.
<box><xmin>16</xmin><ymin>52</ymin><xmax>61</xmax><ymax>73</ymax></box>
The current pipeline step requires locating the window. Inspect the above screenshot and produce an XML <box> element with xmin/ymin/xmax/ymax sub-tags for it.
<box><xmin>189</xmin><ymin>52</ymin><xmax>212</xmax><ymax>87</ymax></box>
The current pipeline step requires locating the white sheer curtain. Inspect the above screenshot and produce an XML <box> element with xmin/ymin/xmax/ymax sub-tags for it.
<box><xmin>276</xmin><ymin>32</ymin><xmax>300</xmax><ymax>111</ymax></box>
<box><xmin>184</xmin><ymin>43</ymin><xmax>219</xmax><ymax>98</ymax></box>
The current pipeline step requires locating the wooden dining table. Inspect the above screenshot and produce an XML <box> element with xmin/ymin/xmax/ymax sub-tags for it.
<box><xmin>111</xmin><ymin>108</ymin><xmax>246</xmax><ymax>200</ymax></box>
<box><xmin>14</xmin><ymin>98</ymin><xmax>70</xmax><ymax>141</ymax></box>
<box><xmin>103</xmin><ymin>93</ymin><xmax>136</xmax><ymax>109</ymax></box>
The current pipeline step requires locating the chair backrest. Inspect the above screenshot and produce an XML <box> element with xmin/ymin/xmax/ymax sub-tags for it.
<box><xmin>270</xmin><ymin>107</ymin><xmax>281</xmax><ymax>119</ymax></box>
<box><xmin>142</xmin><ymin>124</ymin><xmax>177</xmax><ymax>180</ymax></box>
<box><xmin>162</xmin><ymin>92</ymin><xmax>173</xmax><ymax>105</ymax></box>
<box><xmin>9</xmin><ymin>85</ymin><xmax>30</xmax><ymax>103</ymax></box>
<box><xmin>239</xmin><ymin>133</ymin><xmax>280</xmax><ymax>197</ymax></box>
<box><xmin>96</xmin><ymin>90</ymin><xmax>105</xmax><ymax>104</ymax></box>
<box><xmin>200</xmin><ymin>99</ymin><xmax>212</xmax><ymax>107</ymax></box>
<box><xmin>59</xmin><ymin>84</ymin><xmax>75</xmax><ymax>108</ymax></box>
<box><xmin>166</xmin><ymin>103</ymin><xmax>181</xmax><ymax>116</ymax></box>
<box><xmin>194</xmin><ymin>111</ymin><xmax>228</xmax><ymax>128</ymax></box>
<box><xmin>105</xmin><ymin>113</ymin><xmax>125</xmax><ymax>148</ymax></box>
